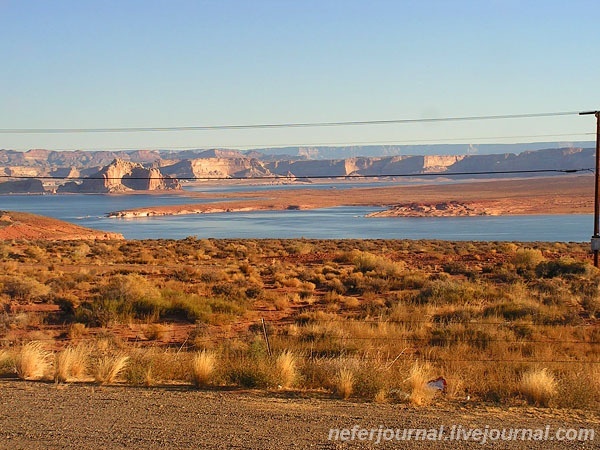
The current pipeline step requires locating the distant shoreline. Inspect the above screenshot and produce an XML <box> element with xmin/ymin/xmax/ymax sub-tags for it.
<box><xmin>106</xmin><ymin>175</ymin><xmax>594</xmax><ymax>219</ymax></box>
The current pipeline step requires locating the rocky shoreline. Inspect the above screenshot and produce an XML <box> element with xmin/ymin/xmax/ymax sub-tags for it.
<box><xmin>366</xmin><ymin>201</ymin><xmax>493</xmax><ymax>217</ymax></box>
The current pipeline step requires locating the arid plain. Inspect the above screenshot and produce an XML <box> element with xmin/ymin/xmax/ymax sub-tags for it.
<box><xmin>1</xmin><ymin>175</ymin><xmax>599</xmax><ymax>449</ymax></box>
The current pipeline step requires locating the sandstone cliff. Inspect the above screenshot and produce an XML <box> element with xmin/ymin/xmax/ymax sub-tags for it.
<box><xmin>57</xmin><ymin>159</ymin><xmax>181</xmax><ymax>193</ymax></box>
<box><xmin>161</xmin><ymin>157</ymin><xmax>271</xmax><ymax>179</ymax></box>
<box><xmin>0</xmin><ymin>146</ymin><xmax>594</xmax><ymax>184</ymax></box>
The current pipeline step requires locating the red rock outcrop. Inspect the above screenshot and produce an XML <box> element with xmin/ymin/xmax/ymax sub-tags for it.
<box><xmin>0</xmin><ymin>211</ymin><xmax>123</xmax><ymax>240</ymax></box>
<box><xmin>57</xmin><ymin>159</ymin><xmax>181</xmax><ymax>193</ymax></box>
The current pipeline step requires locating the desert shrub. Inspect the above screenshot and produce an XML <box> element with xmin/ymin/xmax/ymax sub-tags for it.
<box><xmin>199</xmin><ymin>269</ymin><xmax>228</xmax><ymax>283</ymax></box>
<box><xmin>273</xmin><ymin>295</ymin><xmax>289</xmax><ymax>311</ymax></box>
<box><xmin>351</xmin><ymin>250</ymin><xmax>404</xmax><ymax>277</ymax></box>
<box><xmin>171</xmin><ymin>266</ymin><xmax>202</xmax><ymax>282</ymax></box>
<box><xmin>244</xmin><ymin>285</ymin><xmax>263</xmax><ymax>299</ymax></box>
<box><xmin>124</xmin><ymin>354</ymin><xmax>155</xmax><ymax>386</ymax></box>
<box><xmin>519</xmin><ymin>368</ymin><xmax>557</xmax><ymax>407</ymax></box>
<box><xmin>535</xmin><ymin>259</ymin><xmax>589</xmax><ymax>278</ymax></box>
<box><xmin>353</xmin><ymin>365</ymin><xmax>391</xmax><ymax>400</ymax></box>
<box><xmin>99</xmin><ymin>273</ymin><xmax>160</xmax><ymax>302</ymax></box>
<box><xmin>0</xmin><ymin>350</ymin><xmax>14</xmax><ymax>376</ymax></box>
<box><xmin>144</xmin><ymin>323</ymin><xmax>170</xmax><ymax>341</ymax></box>
<box><xmin>484</xmin><ymin>301</ymin><xmax>538</xmax><ymax>321</ymax></box>
<box><xmin>225</xmin><ymin>357</ymin><xmax>271</xmax><ymax>388</ymax></box>
<box><xmin>211</xmin><ymin>282</ymin><xmax>245</xmax><ymax>299</ymax></box>
<box><xmin>555</xmin><ymin>368</ymin><xmax>600</xmax><ymax>408</ymax></box>
<box><xmin>513</xmin><ymin>249</ymin><xmax>545</xmax><ymax>275</ymax></box>
<box><xmin>443</xmin><ymin>262</ymin><xmax>475</xmax><ymax>278</ymax></box>
<box><xmin>23</xmin><ymin>245</ymin><xmax>46</xmax><ymax>261</ymax></box>
<box><xmin>2</xmin><ymin>276</ymin><xmax>51</xmax><ymax>301</ymax></box>
<box><xmin>76</xmin><ymin>298</ymin><xmax>122</xmax><ymax>327</ymax></box>
<box><xmin>54</xmin><ymin>293</ymin><xmax>82</xmax><ymax>316</ymax></box>
<box><xmin>416</xmin><ymin>279</ymin><xmax>488</xmax><ymax>305</ymax></box>
<box><xmin>324</xmin><ymin>277</ymin><xmax>346</xmax><ymax>294</ymax></box>
<box><xmin>286</xmin><ymin>241</ymin><xmax>313</xmax><ymax>255</ymax></box>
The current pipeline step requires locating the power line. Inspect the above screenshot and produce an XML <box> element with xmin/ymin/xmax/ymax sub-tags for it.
<box><xmin>0</xmin><ymin>111</ymin><xmax>582</xmax><ymax>134</ymax></box>
<box><xmin>0</xmin><ymin>168</ymin><xmax>591</xmax><ymax>182</ymax></box>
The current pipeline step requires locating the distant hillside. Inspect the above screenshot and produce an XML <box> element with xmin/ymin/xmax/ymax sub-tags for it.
<box><xmin>241</xmin><ymin>141</ymin><xmax>594</xmax><ymax>160</ymax></box>
<box><xmin>0</xmin><ymin>145</ymin><xmax>595</xmax><ymax>190</ymax></box>
<box><xmin>0</xmin><ymin>211</ymin><xmax>123</xmax><ymax>240</ymax></box>
<box><xmin>0</xmin><ymin>179</ymin><xmax>45</xmax><ymax>194</ymax></box>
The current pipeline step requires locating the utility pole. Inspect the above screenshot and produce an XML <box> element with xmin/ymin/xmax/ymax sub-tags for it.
<box><xmin>580</xmin><ymin>111</ymin><xmax>600</xmax><ymax>267</ymax></box>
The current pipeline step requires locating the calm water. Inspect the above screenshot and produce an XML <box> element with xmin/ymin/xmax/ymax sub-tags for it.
<box><xmin>0</xmin><ymin>193</ymin><xmax>592</xmax><ymax>241</ymax></box>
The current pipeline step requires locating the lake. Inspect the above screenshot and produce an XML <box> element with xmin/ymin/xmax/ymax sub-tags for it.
<box><xmin>0</xmin><ymin>193</ymin><xmax>592</xmax><ymax>241</ymax></box>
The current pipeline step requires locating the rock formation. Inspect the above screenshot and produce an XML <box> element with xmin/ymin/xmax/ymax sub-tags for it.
<box><xmin>161</xmin><ymin>157</ymin><xmax>271</xmax><ymax>179</ymax></box>
<box><xmin>57</xmin><ymin>159</ymin><xmax>181</xmax><ymax>193</ymax></box>
<box><xmin>0</xmin><ymin>146</ymin><xmax>594</xmax><ymax>185</ymax></box>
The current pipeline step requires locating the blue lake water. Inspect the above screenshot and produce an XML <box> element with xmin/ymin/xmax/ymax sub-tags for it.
<box><xmin>0</xmin><ymin>193</ymin><xmax>592</xmax><ymax>241</ymax></box>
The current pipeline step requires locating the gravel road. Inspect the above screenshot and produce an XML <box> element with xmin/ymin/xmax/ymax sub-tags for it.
<box><xmin>0</xmin><ymin>381</ymin><xmax>598</xmax><ymax>449</ymax></box>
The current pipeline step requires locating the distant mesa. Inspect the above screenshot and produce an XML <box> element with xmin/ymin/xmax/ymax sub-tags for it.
<box><xmin>0</xmin><ymin>146</ymin><xmax>595</xmax><ymax>192</ymax></box>
<box><xmin>58</xmin><ymin>158</ymin><xmax>181</xmax><ymax>193</ymax></box>
<box><xmin>0</xmin><ymin>179</ymin><xmax>45</xmax><ymax>194</ymax></box>
<box><xmin>0</xmin><ymin>210</ymin><xmax>123</xmax><ymax>240</ymax></box>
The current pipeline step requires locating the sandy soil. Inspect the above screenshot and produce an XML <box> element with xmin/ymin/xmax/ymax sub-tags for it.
<box><xmin>107</xmin><ymin>175</ymin><xmax>594</xmax><ymax>218</ymax></box>
<box><xmin>0</xmin><ymin>211</ymin><xmax>123</xmax><ymax>241</ymax></box>
<box><xmin>0</xmin><ymin>381</ymin><xmax>598</xmax><ymax>449</ymax></box>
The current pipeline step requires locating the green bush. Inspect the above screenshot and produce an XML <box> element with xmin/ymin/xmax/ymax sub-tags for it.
<box><xmin>535</xmin><ymin>259</ymin><xmax>589</xmax><ymax>278</ymax></box>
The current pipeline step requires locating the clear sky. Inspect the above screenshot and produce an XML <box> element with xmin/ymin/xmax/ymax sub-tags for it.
<box><xmin>1</xmin><ymin>0</ymin><xmax>598</xmax><ymax>151</ymax></box>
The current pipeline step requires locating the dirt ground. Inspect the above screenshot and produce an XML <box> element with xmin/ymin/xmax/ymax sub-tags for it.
<box><xmin>108</xmin><ymin>175</ymin><xmax>594</xmax><ymax>218</ymax></box>
<box><xmin>1</xmin><ymin>381</ymin><xmax>598</xmax><ymax>449</ymax></box>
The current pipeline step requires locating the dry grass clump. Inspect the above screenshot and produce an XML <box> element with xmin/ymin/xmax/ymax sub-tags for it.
<box><xmin>407</xmin><ymin>362</ymin><xmax>437</xmax><ymax>406</ymax></box>
<box><xmin>67</xmin><ymin>322</ymin><xmax>87</xmax><ymax>339</ymax></box>
<box><xmin>143</xmin><ymin>323</ymin><xmax>170</xmax><ymax>341</ymax></box>
<box><xmin>190</xmin><ymin>350</ymin><xmax>217</xmax><ymax>388</ymax></box>
<box><xmin>93</xmin><ymin>354</ymin><xmax>130</xmax><ymax>384</ymax></box>
<box><xmin>14</xmin><ymin>342</ymin><xmax>52</xmax><ymax>380</ymax></box>
<box><xmin>54</xmin><ymin>344</ymin><xmax>88</xmax><ymax>383</ymax></box>
<box><xmin>519</xmin><ymin>368</ymin><xmax>557</xmax><ymax>407</ymax></box>
<box><xmin>336</xmin><ymin>368</ymin><xmax>354</xmax><ymax>399</ymax></box>
<box><xmin>275</xmin><ymin>350</ymin><xmax>298</xmax><ymax>389</ymax></box>
<box><xmin>0</xmin><ymin>349</ymin><xmax>14</xmax><ymax>375</ymax></box>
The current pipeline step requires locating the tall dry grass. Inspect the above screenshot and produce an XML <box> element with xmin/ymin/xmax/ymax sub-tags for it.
<box><xmin>0</xmin><ymin>349</ymin><xmax>13</xmax><ymax>375</ymax></box>
<box><xmin>93</xmin><ymin>354</ymin><xmax>129</xmax><ymax>384</ymax></box>
<box><xmin>407</xmin><ymin>362</ymin><xmax>437</xmax><ymax>406</ymax></box>
<box><xmin>54</xmin><ymin>344</ymin><xmax>88</xmax><ymax>383</ymax></box>
<box><xmin>275</xmin><ymin>350</ymin><xmax>298</xmax><ymax>389</ymax></box>
<box><xmin>336</xmin><ymin>368</ymin><xmax>354</xmax><ymax>399</ymax></box>
<box><xmin>190</xmin><ymin>350</ymin><xmax>217</xmax><ymax>388</ymax></box>
<box><xmin>519</xmin><ymin>368</ymin><xmax>557</xmax><ymax>407</ymax></box>
<box><xmin>14</xmin><ymin>342</ymin><xmax>52</xmax><ymax>380</ymax></box>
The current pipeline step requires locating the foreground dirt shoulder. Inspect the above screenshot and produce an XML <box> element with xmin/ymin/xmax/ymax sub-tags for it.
<box><xmin>0</xmin><ymin>381</ymin><xmax>598</xmax><ymax>449</ymax></box>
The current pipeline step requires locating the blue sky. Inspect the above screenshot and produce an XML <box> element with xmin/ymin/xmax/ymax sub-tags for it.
<box><xmin>1</xmin><ymin>0</ymin><xmax>598</xmax><ymax>151</ymax></box>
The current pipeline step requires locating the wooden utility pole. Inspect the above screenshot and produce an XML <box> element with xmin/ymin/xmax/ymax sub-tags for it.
<box><xmin>580</xmin><ymin>111</ymin><xmax>600</xmax><ymax>267</ymax></box>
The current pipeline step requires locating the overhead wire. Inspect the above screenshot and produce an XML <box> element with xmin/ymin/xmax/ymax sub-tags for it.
<box><xmin>0</xmin><ymin>167</ymin><xmax>593</xmax><ymax>181</ymax></box>
<box><xmin>0</xmin><ymin>110</ymin><xmax>583</xmax><ymax>134</ymax></box>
